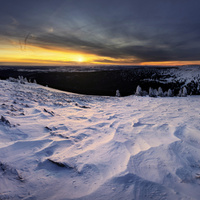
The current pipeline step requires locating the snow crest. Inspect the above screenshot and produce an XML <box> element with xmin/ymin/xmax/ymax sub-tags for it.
<box><xmin>0</xmin><ymin>80</ymin><xmax>200</xmax><ymax>200</ymax></box>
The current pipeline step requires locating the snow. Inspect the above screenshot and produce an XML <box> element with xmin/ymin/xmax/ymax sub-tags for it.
<box><xmin>0</xmin><ymin>79</ymin><xmax>200</xmax><ymax>200</ymax></box>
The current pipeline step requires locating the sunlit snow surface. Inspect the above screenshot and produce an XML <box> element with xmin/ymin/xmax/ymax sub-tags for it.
<box><xmin>0</xmin><ymin>80</ymin><xmax>200</xmax><ymax>200</ymax></box>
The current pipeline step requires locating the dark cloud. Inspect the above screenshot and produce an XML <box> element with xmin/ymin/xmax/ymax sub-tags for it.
<box><xmin>1</xmin><ymin>0</ymin><xmax>200</xmax><ymax>63</ymax></box>
<box><xmin>93</xmin><ymin>59</ymin><xmax>140</xmax><ymax>65</ymax></box>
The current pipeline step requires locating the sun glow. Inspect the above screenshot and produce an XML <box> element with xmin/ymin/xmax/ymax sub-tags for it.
<box><xmin>0</xmin><ymin>41</ymin><xmax>97</xmax><ymax>65</ymax></box>
<box><xmin>1</xmin><ymin>38</ymin><xmax>200</xmax><ymax>66</ymax></box>
<box><xmin>77</xmin><ymin>56</ymin><xmax>84</xmax><ymax>62</ymax></box>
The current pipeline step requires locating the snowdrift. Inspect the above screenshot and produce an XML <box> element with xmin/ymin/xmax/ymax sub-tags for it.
<box><xmin>0</xmin><ymin>80</ymin><xmax>200</xmax><ymax>200</ymax></box>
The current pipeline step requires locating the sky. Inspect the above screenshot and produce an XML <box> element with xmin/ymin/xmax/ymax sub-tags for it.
<box><xmin>1</xmin><ymin>0</ymin><xmax>200</xmax><ymax>66</ymax></box>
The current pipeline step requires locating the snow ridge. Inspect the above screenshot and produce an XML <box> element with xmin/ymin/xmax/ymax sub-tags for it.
<box><xmin>0</xmin><ymin>80</ymin><xmax>200</xmax><ymax>200</ymax></box>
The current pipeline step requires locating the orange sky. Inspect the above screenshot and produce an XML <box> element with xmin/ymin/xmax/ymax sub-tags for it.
<box><xmin>1</xmin><ymin>40</ymin><xmax>200</xmax><ymax>66</ymax></box>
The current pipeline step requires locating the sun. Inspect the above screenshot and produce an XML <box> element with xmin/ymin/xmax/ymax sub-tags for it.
<box><xmin>65</xmin><ymin>54</ymin><xmax>89</xmax><ymax>64</ymax></box>
<box><xmin>77</xmin><ymin>56</ymin><xmax>84</xmax><ymax>62</ymax></box>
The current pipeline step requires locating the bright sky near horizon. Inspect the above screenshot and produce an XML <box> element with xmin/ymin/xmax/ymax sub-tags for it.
<box><xmin>1</xmin><ymin>0</ymin><xmax>200</xmax><ymax>66</ymax></box>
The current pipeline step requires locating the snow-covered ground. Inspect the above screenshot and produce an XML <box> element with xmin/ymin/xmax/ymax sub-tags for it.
<box><xmin>0</xmin><ymin>79</ymin><xmax>200</xmax><ymax>200</ymax></box>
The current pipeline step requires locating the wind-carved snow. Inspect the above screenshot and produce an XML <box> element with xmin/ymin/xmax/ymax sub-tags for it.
<box><xmin>0</xmin><ymin>80</ymin><xmax>200</xmax><ymax>200</ymax></box>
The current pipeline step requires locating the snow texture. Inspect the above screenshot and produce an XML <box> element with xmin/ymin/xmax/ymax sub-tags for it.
<box><xmin>0</xmin><ymin>79</ymin><xmax>200</xmax><ymax>200</ymax></box>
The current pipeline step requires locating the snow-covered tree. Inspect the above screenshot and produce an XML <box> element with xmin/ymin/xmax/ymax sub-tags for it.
<box><xmin>149</xmin><ymin>88</ymin><xmax>155</xmax><ymax>97</ymax></box>
<box><xmin>164</xmin><ymin>91</ymin><xmax>168</xmax><ymax>97</ymax></box>
<box><xmin>178</xmin><ymin>87</ymin><xmax>187</xmax><ymax>97</ymax></box>
<box><xmin>142</xmin><ymin>90</ymin><xmax>148</xmax><ymax>96</ymax></box>
<box><xmin>182</xmin><ymin>87</ymin><xmax>187</xmax><ymax>97</ymax></box>
<box><xmin>149</xmin><ymin>87</ymin><xmax>158</xmax><ymax>97</ymax></box>
<box><xmin>149</xmin><ymin>87</ymin><xmax>154</xmax><ymax>97</ymax></box>
<box><xmin>8</xmin><ymin>77</ymin><xmax>18</xmax><ymax>83</ymax></box>
<box><xmin>158</xmin><ymin>87</ymin><xmax>164</xmax><ymax>97</ymax></box>
<box><xmin>153</xmin><ymin>89</ymin><xmax>158</xmax><ymax>97</ymax></box>
<box><xmin>167</xmin><ymin>89</ymin><xmax>173</xmax><ymax>97</ymax></box>
<box><xmin>24</xmin><ymin>77</ymin><xmax>28</xmax><ymax>83</ymax></box>
<box><xmin>197</xmin><ymin>83</ymin><xmax>200</xmax><ymax>92</ymax></box>
<box><xmin>116</xmin><ymin>90</ymin><xmax>121</xmax><ymax>97</ymax></box>
<box><xmin>135</xmin><ymin>85</ymin><xmax>142</xmax><ymax>96</ymax></box>
<box><xmin>178</xmin><ymin>89</ymin><xmax>182</xmax><ymax>97</ymax></box>
<box><xmin>17</xmin><ymin>76</ymin><xmax>29</xmax><ymax>84</ymax></box>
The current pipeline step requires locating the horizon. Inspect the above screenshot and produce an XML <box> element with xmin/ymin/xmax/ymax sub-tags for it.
<box><xmin>1</xmin><ymin>64</ymin><xmax>200</xmax><ymax>68</ymax></box>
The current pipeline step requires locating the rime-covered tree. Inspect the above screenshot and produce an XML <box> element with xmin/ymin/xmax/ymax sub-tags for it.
<box><xmin>149</xmin><ymin>87</ymin><xmax>153</xmax><ymax>97</ymax></box>
<box><xmin>164</xmin><ymin>91</ymin><xmax>168</xmax><ymax>97</ymax></box>
<box><xmin>167</xmin><ymin>89</ymin><xmax>173</xmax><ymax>97</ymax></box>
<box><xmin>178</xmin><ymin>89</ymin><xmax>182</xmax><ymax>97</ymax></box>
<box><xmin>24</xmin><ymin>77</ymin><xmax>28</xmax><ymax>83</ymax></box>
<box><xmin>116</xmin><ymin>90</ymin><xmax>121</xmax><ymax>97</ymax></box>
<box><xmin>178</xmin><ymin>87</ymin><xmax>187</xmax><ymax>97</ymax></box>
<box><xmin>142</xmin><ymin>90</ymin><xmax>148</xmax><ymax>96</ymax></box>
<box><xmin>182</xmin><ymin>87</ymin><xmax>187</xmax><ymax>97</ymax></box>
<box><xmin>153</xmin><ymin>89</ymin><xmax>158</xmax><ymax>97</ymax></box>
<box><xmin>135</xmin><ymin>85</ymin><xmax>142</xmax><ymax>96</ymax></box>
<box><xmin>158</xmin><ymin>87</ymin><xmax>164</xmax><ymax>97</ymax></box>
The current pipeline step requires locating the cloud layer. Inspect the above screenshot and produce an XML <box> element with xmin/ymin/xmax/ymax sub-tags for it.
<box><xmin>1</xmin><ymin>0</ymin><xmax>200</xmax><ymax>64</ymax></box>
